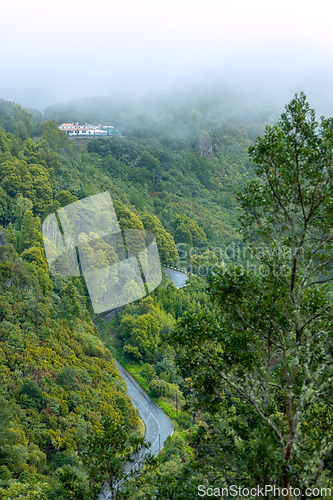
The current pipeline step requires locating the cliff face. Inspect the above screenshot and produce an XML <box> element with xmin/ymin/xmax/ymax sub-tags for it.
<box><xmin>195</xmin><ymin>130</ymin><xmax>213</xmax><ymax>159</ymax></box>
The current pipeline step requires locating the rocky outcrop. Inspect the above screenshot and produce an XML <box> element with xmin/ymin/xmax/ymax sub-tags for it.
<box><xmin>195</xmin><ymin>130</ymin><xmax>213</xmax><ymax>159</ymax></box>
<box><xmin>0</xmin><ymin>230</ymin><xmax>5</xmax><ymax>246</ymax></box>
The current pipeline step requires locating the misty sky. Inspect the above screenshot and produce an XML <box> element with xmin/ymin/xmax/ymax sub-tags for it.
<box><xmin>1</xmin><ymin>0</ymin><xmax>333</xmax><ymax>113</ymax></box>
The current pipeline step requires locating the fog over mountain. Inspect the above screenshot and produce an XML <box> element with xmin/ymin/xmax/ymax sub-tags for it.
<box><xmin>2</xmin><ymin>0</ymin><xmax>333</xmax><ymax>114</ymax></box>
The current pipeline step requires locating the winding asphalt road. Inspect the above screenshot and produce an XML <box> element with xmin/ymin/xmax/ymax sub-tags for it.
<box><xmin>112</xmin><ymin>268</ymin><xmax>187</xmax><ymax>459</ymax></box>
<box><xmin>101</xmin><ymin>361</ymin><xmax>174</xmax><ymax>498</ymax></box>
<box><xmin>115</xmin><ymin>360</ymin><xmax>174</xmax><ymax>455</ymax></box>
<box><xmin>100</xmin><ymin>267</ymin><xmax>187</xmax><ymax>498</ymax></box>
<box><xmin>163</xmin><ymin>267</ymin><xmax>189</xmax><ymax>288</ymax></box>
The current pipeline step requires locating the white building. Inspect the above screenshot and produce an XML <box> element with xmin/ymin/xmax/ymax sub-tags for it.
<box><xmin>59</xmin><ymin>122</ymin><xmax>107</xmax><ymax>136</ymax></box>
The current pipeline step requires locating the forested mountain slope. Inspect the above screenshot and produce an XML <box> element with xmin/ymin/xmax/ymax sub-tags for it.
<box><xmin>0</xmin><ymin>92</ymin><xmax>277</xmax><ymax>498</ymax></box>
<box><xmin>0</xmin><ymin>102</ymin><xmax>151</xmax><ymax>497</ymax></box>
<box><xmin>43</xmin><ymin>87</ymin><xmax>275</xmax><ymax>252</ymax></box>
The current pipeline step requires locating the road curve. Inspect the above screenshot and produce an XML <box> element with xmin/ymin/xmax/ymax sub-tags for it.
<box><xmin>163</xmin><ymin>267</ymin><xmax>188</xmax><ymax>288</ymax></box>
<box><xmin>100</xmin><ymin>267</ymin><xmax>186</xmax><ymax>497</ymax></box>
<box><xmin>101</xmin><ymin>362</ymin><xmax>173</xmax><ymax>498</ymax></box>
<box><xmin>115</xmin><ymin>360</ymin><xmax>174</xmax><ymax>455</ymax></box>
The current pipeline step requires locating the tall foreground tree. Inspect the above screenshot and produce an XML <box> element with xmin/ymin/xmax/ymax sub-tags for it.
<box><xmin>168</xmin><ymin>94</ymin><xmax>333</xmax><ymax>498</ymax></box>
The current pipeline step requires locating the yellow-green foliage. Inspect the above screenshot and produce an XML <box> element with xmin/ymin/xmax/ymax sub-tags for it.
<box><xmin>113</xmin><ymin>200</ymin><xmax>144</xmax><ymax>230</ymax></box>
<box><xmin>0</xmin><ymin>480</ymin><xmax>48</xmax><ymax>499</ymax></box>
<box><xmin>0</xmin><ymin>240</ymin><xmax>139</xmax><ymax>478</ymax></box>
<box><xmin>140</xmin><ymin>212</ymin><xmax>177</xmax><ymax>265</ymax></box>
<box><xmin>0</xmin><ymin>136</ymin><xmax>58</xmax><ymax>216</ymax></box>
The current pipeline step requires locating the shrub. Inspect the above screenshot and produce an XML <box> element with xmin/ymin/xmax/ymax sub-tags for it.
<box><xmin>123</xmin><ymin>345</ymin><xmax>142</xmax><ymax>361</ymax></box>
<box><xmin>53</xmin><ymin>449</ymin><xmax>81</xmax><ymax>470</ymax></box>
<box><xmin>0</xmin><ymin>465</ymin><xmax>11</xmax><ymax>480</ymax></box>
<box><xmin>175</xmin><ymin>412</ymin><xmax>192</xmax><ymax>429</ymax></box>
<box><xmin>141</xmin><ymin>363</ymin><xmax>155</xmax><ymax>382</ymax></box>
<box><xmin>19</xmin><ymin>380</ymin><xmax>44</xmax><ymax>409</ymax></box>
<box><xmin>57</xmin><ymin>366</ymin><xmax>80</xmax><ymax>390</ymax></box>
<box><xmin>149</xmin><ymin>379</ymin><xmax>162</xmax><ymax>398</ymax></box>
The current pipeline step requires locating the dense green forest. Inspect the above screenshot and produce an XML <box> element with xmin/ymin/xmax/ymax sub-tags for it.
<box><xmin>0</xmin><ymin>100</ymin><xmax>150</xmax><ymax>498</ymax></box>
<box><xmin>0</xmin><ymin>92</ymin><xmax>261</xmax><ymax>498</ymax></box>
<box><xmin>43</xmin><ymin>85</ymin><xmax>275</xmax><ymax>253</ymax></box>
<box><xmin>0</xmin><ymin>94</ymin><xmax>239</xmax><ymax>497</ymax></box>
<box><xmin>1</xmin><ymin>91</ymin><xmax>333</xmax><ymax>499</ymax></box>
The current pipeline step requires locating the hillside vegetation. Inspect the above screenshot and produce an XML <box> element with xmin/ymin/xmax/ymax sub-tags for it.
<box><xmin>43</xmin><ymin>86</ymin><xmax>276</xmax><ymax>252</ymax></box>
<box><xmin>0</xmin><ymin>91</ymin><xmax>284</xmax><ymax>498</ymax></box>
